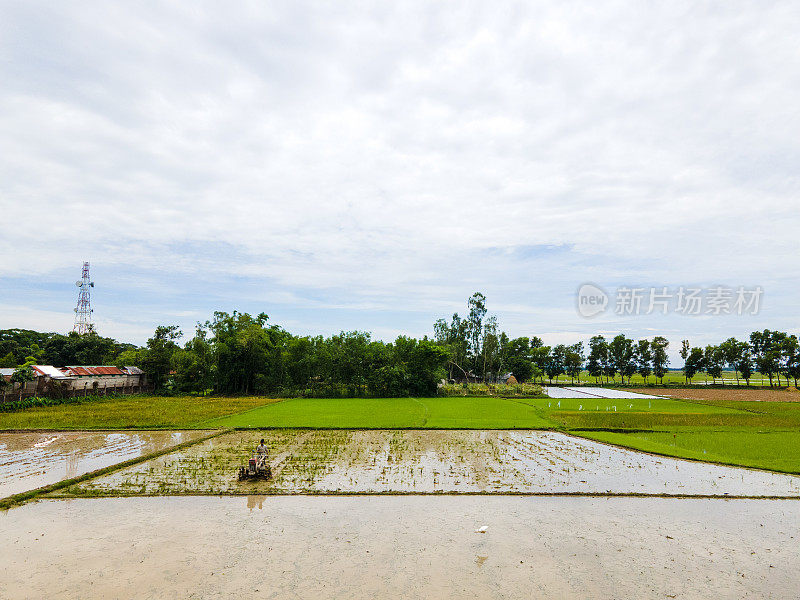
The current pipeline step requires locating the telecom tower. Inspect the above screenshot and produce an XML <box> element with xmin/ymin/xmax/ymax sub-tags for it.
<box><xmin>73</xmin><ymin>261</ymin><xmax>95</xmax><ymax>334</ymax></box>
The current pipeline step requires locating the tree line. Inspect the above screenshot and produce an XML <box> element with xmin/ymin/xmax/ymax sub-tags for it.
<box><xmin>433</xmin><ymin>293</ymin><xmax>799</xmax><ymax>387</ymax></box>
<box><xmin>2</xmin><ymin>293</ymin><xmax>798</xmax><ymax>395</ymax></box>
<box><xmin>432</xmin><ymin>293</ymin><xmax>670</xmax><ymax>385</ymax></box>
<box><xmin>115</xmin><ymin>312</ymin><xmax>449</xmax><ymax>397</ymax></box>
<box><xmin>0</xmin><ymin>329</ymin><xmax>135</xmax><ymax>367</ymax></box>
<box><xmin>679</xmin><ymin>330</ymin><xmax>800</xmax><ymax>387</ymax></box>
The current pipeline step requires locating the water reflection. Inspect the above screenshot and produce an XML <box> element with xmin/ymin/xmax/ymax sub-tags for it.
<box><xmin>0</xmin><ymin>431</ymin><xmax>207</xmax><ymax>498</ymax></box>
<box><xmin>247</xmin><ymin>495</ymin><xmax>267</xmax><ymax>510</ymax></box>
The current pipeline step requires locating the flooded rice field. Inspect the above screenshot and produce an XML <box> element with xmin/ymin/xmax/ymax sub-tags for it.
<box><xmin>0</xmin><ymin>431</ymin><xmax>209</xmax><ymax>498</ymax></box>
<box><xmin>1</xmin><ymin>495</ymin><xmax>797</xmax><ymax>599</ymax></box>
<box><xmin>63</xmin><ymin>430</ymin><xmax>800</xmax><ymax>497</ymax></box>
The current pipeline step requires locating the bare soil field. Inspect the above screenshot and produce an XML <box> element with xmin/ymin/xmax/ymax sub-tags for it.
<box><xmin>632</xmin><ymin>388</ymin><xmax>800</xmax><ymax>402</ymax></box>
<box><xmin>59</xmin><ymin>430</ymin><xmax>800</xmax><ymax>497</ymax></box>
<box><xmin>1</xmin><ymin>495</ymin><xmax>797</xmax><ymax>600</ymax></box>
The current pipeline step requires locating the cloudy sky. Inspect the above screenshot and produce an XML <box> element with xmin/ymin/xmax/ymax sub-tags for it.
<box><xmin>1</xmin><ymin>1</ymin><xmax>798</xmax><ymax>361</ymax></box>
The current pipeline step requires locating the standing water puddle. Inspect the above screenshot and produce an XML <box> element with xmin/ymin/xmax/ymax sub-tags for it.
<box><xmin>1</xmin><ymin>495</ymin><xmax>798</xmax><ymax>599</ymax></box>
<box><xmin>0</xmin><ymin>431</ymin><xmax>209</xmax><ymax>498</ymax></box>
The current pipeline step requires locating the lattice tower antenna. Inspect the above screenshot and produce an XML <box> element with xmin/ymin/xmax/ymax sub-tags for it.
<box><xmin>73</xmin><ymin>261</ymin><xmax>95</xmax><ymax>334</ymax></box>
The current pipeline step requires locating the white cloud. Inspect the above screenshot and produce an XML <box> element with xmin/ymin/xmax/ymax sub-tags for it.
<box><xmin>1</xmin><ymin>1</ymin><xmax>799</xmax><ymax>344</ymax></box>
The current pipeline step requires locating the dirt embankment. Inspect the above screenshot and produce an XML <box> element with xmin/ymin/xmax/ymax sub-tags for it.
<box><xmin>632</xmin><ymin>388</ymin><xmax>800</xmax><ymax>402</ymax></box>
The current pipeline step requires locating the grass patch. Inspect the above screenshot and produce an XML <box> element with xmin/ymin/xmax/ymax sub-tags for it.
<box><xmin>0</xmin><ymin>395</ymin><xmax>281</xmax><ymax>430</ymax></box>
<box><xmin>204</xmin><ymin>396</ymin><xmax>553</xmax><ymax>429</ymax></box>
<box><xmin>520</xmin><ymin>396</ymin><xmax>736</xmax><ymax>414</ymax></box>
<box><xmin>575</xmin><ymin>429</ymin><xmax>800</xmax><ymax>474</ymax></box>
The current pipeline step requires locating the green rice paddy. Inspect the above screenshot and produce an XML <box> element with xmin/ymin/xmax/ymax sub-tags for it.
<box><xmin>2</xmin><ymin>392</ymin><xmax>799</xmax><ymax>474</ymax></box>
<box><xmin>203</xmin><ymin>396</ymin><xmax>553</xmax><ymax>429</ymax></box>
<box><xmin>577</xmin><ymin>430</ymin><xmax>800</xmax><ymax>474</ymax></box>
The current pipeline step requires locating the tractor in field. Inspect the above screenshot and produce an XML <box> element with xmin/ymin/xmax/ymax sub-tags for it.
<box><xmin>238</xmin><ymin>439</ymin><xmax>272</xmax><ymax>481</ymax></box>
<box><xmin>238</xmin><ymin>453</ymin><xmax>272</xmax><ymax>481</ymax></box>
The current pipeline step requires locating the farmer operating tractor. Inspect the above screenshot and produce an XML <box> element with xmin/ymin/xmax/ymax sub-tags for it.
<box><xmin>238</xmin><ymin>438</ymin><xmax>272</xmax><ymax>481</ymax></box>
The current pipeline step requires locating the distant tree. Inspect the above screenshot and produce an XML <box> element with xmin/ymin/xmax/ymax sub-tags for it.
<box><xmin>172</xmin><ymin>326</ymin><xmax>216</xmax><ymax>393</ymax></box>
<box><xmin>683</xmin><ymin>347</ymin><xmax>705</xmax><ymax>383</ymax></box>
<box><xmin>434</xmin><ymin>294</ymin><xmax>496</xmax><ymax>382</ymax></box>
<box><xmin>393</xmin><ymin>336</ymin><xmax>449</xmax><ymax>396</ymax></box>
<box><xmin>466</xmin><ymin>292</ymin><xmax>487</xmax><ymax>368</ymax></box>
<box><xmin>634</xmin><ymin>339</ymin><xmax>652</xmax><ymax>384</ymax></box>
<box><xmin>114</xmin><ymin>348</ymin><xmax>142</xmax><ymax>369</ymax></box>
<box><xmin>680</xmin><ymin>340</ymin><xmax>690</xmax><ymax>384</ymax></box>
<box><xmin>587</xmin><ymin>336</ymin><xmax>608</xmax><ymax>384</ymax></box>
<box><xmin>545</xmin><ymin>345</ymin><xmax>566</xmax><ymax>384</ymax></box>
<box><xmin>609</xmin><ymin>334</ymin><xmax>635</xmax><ymax>383</ymax></box>
<box><xmin>480</xmin><ymin>316</ymin><xmax>501</xmax><ymax>381</ymax></box>
<box><xmin>530</xmin><ymin>345</ymin><xmax>550</xmax><ymax>384</ymax></box>
<box><xmin>704</xmin><ymin>345</ymin><xmax>725</xmax><ymax>384</ymax></box>
<box><xmin>502</xmin><ymin>337</ymin><xmax>534</xmax><ymax>383</ymax></box>
<box><xmin>0</xmin><ymin>351</ymin><xmax>15</xmax><ymax>368</ymax></box>
<box><xmin>651</xmin><ymin>337</ymin><xmax>670</xmax><ymax>384</ymax></box>
<box><xmin>11</xmin><ymin>357</ymin><xmax>37</xmax><ymax>390</ymax></box>
<box><xmin>781</xmin><ymin>335</ymin><xmax>800</xmax><ymax>388</ymax></box>
<box><xmin>140</xmin><ymin>325</ymin><xmax>183</xmax><ymax>391</ymax></box>
<box><xmin>564</xmin><ymin>342</ymin><xmax>584</xmax><ymax>383</ymax></box>
<box><xmin>720</xmin><ymin>338</ymin><xmax>747</xmax><ymax>385</ymax></box>
<box><xmin>750</xmin><ymin>330</ymin><xmax>784</xmax><ymax>387</ymax></box>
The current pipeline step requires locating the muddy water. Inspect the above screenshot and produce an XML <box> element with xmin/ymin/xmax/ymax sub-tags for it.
<box><xmin>0</xmin><ymin>431</ymin><xmax>209</xmax><ymax>498</ymax></box>
<box><xmin>71</xmin><ymin>430</ymin><xmax>800</xmax><ymax>497</ymax></box>
<box><xmin>0</xmin><ymin>496</ymin><xmax>797</xmax><ymax>599</ymax></box>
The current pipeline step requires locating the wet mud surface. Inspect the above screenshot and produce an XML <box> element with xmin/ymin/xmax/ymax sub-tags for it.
<box><xmin>65</xmin><ymin>430</ymin><xmax>800</xmax><ymax>497</ymax></box>
<box><xmin>0</xmin><ymin>431</ymin><xmax>209</xmax><ymax>498</ymax></box>
<box><xmin>0</xmin><ymin>495</ymin><xmax>797</xmax><ymax>599</ymax></box>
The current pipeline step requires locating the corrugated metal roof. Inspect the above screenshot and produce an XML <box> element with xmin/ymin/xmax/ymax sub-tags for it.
<box><xmin>66</xmin><ymin>366</ymin><xmax>125</xmax><ymax>376</ymax></box>
<box><xmin>32</xmin><ymin>365</ymin><xmax>72</xmax><ymax>379</ymax></box>
<box><xmin>0</xmin><ymin>368</ymin><xmax>15</xmax><ymax>377</ymax></box>
<box><xmin>123</xmin><ymin>366</ymin><xmax>144</xmax><ymax>375</ymax></box>
<box><xmin>97</xmin><ymin>366</ymin><xmax>124</xmax><ymax>375</ymax></box>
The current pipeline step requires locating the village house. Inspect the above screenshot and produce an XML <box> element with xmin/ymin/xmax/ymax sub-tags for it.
<box><xmin>0</xmin><ymin>365</ymin><xmax>148</xmax><ymax>400</ymax></box>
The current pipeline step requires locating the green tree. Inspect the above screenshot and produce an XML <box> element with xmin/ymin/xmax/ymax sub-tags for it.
<box><xmin>720</xmin><ymin>337</ymin><xmax>747</xmax><ymax>385</ymax></box>
<box><xmin>545</xmin><ymin>345</ymin><xmax>566</xmax><ymax>384</ymax></box>
<box><xmin>11</xmin><ymin>357</ymin><xmax>37</xmax><ymax>390</ymax></box>
<box><xmin>781</xmin><ymin>335</ymin><xmax>800</xmax><ymax>388</ymax></box>
<box><xmin>609</xmin><ymin>334</ymin><xmax>635</xmax><ymax>383</ymax></box>
<box><xmin>651</xmin><ymin>336</ymin><xmax>669</xmax><ymax>384</ymax></box>
<box><xmin>0</xmin><ymin>351</ymin><xmax>15</xmax><ymax>368</ymax></box>
<box><xmin>634</xmin><ymin>339</ymin><xmax>652</xmax><ymax>384</ymax></box>
<box><xmin>502</xmin><ymin>337</ymin><xmax>534</xmax><ymax>383</ymax></box>
<box><xmin>586</xmin><ymin>336</ymin><xmax>608</xmax><ymax>384</ymax></box>
<box><xmin>392</xmin><ymin>336</ymin><xmax>449</xmax><ymax>396</ymax></box>
<box><xmin>140</xmin><ymin>325</ymin><xmax>183</xmax><ymax>391</ymax></box>
<box><xmin>480</xmin><ymin>316</ymin><xmax>501</xmax><ymax>381</ymax></box>
<box><xmin>680</xmin><ymin>340</ymin><xmax>690</xmax><ymax>384</ymax></box>
<box><xmin>750</xmin><ymin>330</ymin><xmax>784</xmax><ymax>387</ymax></box>
<box><xmin>433</xmin><ymin>313</ymin><xmax>469</xmax><ymax>381</ymax></box>
<box><xmin>465</xmin><ymin>292</ymin><xmax>487</xmax><ymax>373</ymax></box>
<box><xmin>704</xmin><ymin>345</ymin><xmax>725</xmax><ymax>384</ymax></box>
<box><xmin>530</xmin><ymin>344</ymin><xmax>549</xmax><ymax>384</ymax></box>
<box><xmin>564</xmin><ymin>342</ymin><xmax>584</xmax><ymax>383</ymax></box>
<box><xmin>172</xmin><ymin>327</ymin><xmax>216</xmax><ymax>393</ymax></box>
<box><xmin>683</xmin><ymin>347</ymin><xmax>705</xmax><ymax>382</ymax></box>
